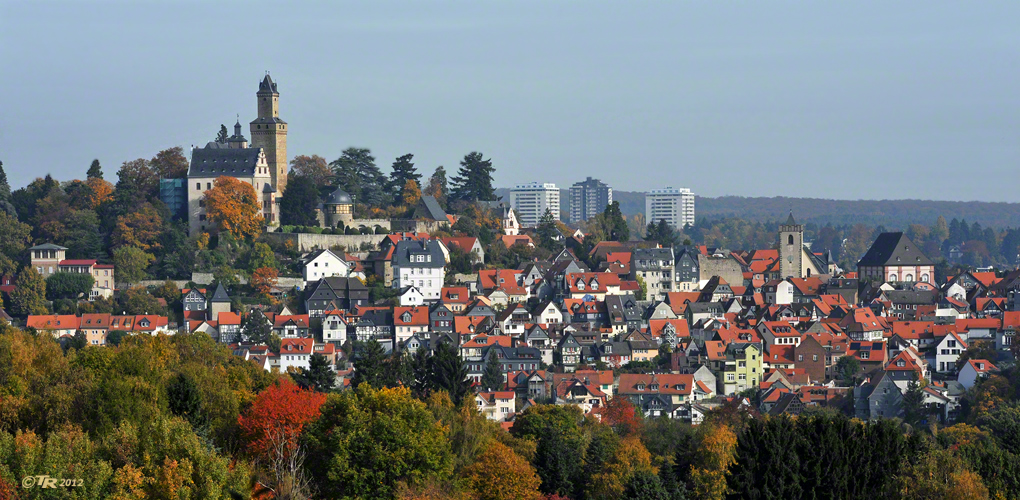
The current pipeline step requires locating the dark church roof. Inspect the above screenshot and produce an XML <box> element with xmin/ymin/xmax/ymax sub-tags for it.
<box><xmin>188</xmin><ymin>146</ymin><xmax>263</xmax><ymax>178</ymax></box>
<box><xmin>857</xmin><ymin>232</ymin><xmax>933</xmax><ymax>267</ymax></box>
<box><xmin>258</xmin><ymin>74</ymin><xmax>278</xmax><ymax>94</ymax></box>
<box><xmin>210</xmin><ymin>283</ymin><xmax>231</xmax><ymax>303</ymax></box>
<box><xmin>414</xmin><ymin>195</ymin><xmax>448</xmax><ymax>222</ymax></box>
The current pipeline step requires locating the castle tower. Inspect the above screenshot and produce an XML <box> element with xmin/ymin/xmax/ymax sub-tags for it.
<box><xmin>250</xmin><ymin>73</ymin><xmax>288</xmax><ymax>192</ymax></box>
<box><xmin>779</xmin><ymin>212</ymin><xmax>804</xmax><ymax>279</ymax></box>
<box><xmin>227</xmin><ymin>118</ymin><xmax>248</xmax><ymax>149</ymax></box>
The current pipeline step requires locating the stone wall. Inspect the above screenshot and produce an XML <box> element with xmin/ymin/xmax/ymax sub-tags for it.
<box><xmin>697</xmin><ymin>254</ymin><xmax>745</xmax><ymax>287</ymax></box>
<box><xmin>264</xmin><ymin>233</ymin><xmax>388</xmax><ymax>253</ymax></box>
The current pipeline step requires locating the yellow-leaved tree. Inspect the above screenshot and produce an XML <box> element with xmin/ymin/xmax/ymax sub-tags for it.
<box><xmin>203</xmin><ymin>176</ymin><xmax>264</xmax><ymax>240</ymax></box>
<box><xmin>463</xmin><ymin>440</ymin><xmax>542</xmax><ymax>500</ymax></box>
<box><xmin>690</xmin><ymin>423</ymin><xmax>737</xmax><ymax>500</ymax></box>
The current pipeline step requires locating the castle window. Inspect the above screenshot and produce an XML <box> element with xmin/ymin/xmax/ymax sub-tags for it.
<box><xmin>788</xmin><ymin>235</ymin><xmax>794</xmax><ymax>245</ymax></box>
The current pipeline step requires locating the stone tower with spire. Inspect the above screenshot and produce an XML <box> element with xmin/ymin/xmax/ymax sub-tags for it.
<box><xmin>250</xmin><ymin>73</ymin><xmax>288</xmax><ymax>192</ymax></box>
<box><xmin>779</xmin><ymin>212</ymin><xmax>804</xmax><ymax>279</ymax></box>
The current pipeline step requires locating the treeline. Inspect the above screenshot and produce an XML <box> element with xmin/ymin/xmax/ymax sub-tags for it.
<box><xmin>1</xmin><ymin>325</ymin><xmax>1019</xmax><ymax>499</ymax></box>
<box><xmin>695</xmin><ymin>196</ymin><xmax>1020</xmax><ymax>231</ymax></box>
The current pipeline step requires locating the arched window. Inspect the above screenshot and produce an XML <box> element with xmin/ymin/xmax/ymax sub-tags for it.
<box><xmin>806</xmin><ymin>269</ymin><xmax>811</xmax><ymax>277</ymax></box>
<box><xmin>921</xmin><ymin>273</ymin><xmax>929</xmax><ymax>283</ymax></box>
<box><xmin>889</xmin><ymin>274</ymin><xmax>897</xmax><ymax>282</ymax></box>
<box><xmin>905</xmin><ymin>274</ymin><xmax>913</xmax><ymax>281</ymax></box>
<box><xmin>788</xmin><ymin>235</ymin><xmax>794</xmax><ymax>245</ymax></box>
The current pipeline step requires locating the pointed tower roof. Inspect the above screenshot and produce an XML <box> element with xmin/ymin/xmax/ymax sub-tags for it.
<box><xmin>785</xmin><ymin>212</ymin><xmax>797</xmax><ymax>226</ymax></box>
<box><xmin>258</xmin><ymin>73</ymin><xmax>278</xmax><ymax>94</ymax></box>
<box><xmin>210</xmin><ymin>283</ymin><xmax>231</xmax><ymax>302</ymax></box>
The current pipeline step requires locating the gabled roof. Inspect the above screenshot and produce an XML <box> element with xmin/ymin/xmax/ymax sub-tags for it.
<box><xmin>415</xmin><ymin>195</ymin><xmax>448</xmax><ymax>221</ymax></box>
<box><xmin>188</xmin><ymin>146</ymin><xmax>264</xmax><ymax>178</ymax></box>
<box><xmin>857</xmin><ymin>232</ymin><xmax>933</xmax><ymax>267</ymax></box>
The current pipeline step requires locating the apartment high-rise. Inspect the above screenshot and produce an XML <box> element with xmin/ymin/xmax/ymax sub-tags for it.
<box><xmin>645</xmin><ymin>187</ymin><xmax>695</xmax><ymax>230</ymax></box>
<box><xmin>509</xmin><ymin>182</ymin><xmax>560</xmax><ymax>227</ymax></box>
<box><xmin>569</xmin><ymin>177</ymin><xmax>613</xmax><ymax>224</ymax></box>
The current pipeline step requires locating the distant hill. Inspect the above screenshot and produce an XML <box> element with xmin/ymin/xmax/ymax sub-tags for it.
<box><xmin>496</xmin><ymin>188</ymin><xmax>1020</xmax><ymax>229</ymax></box>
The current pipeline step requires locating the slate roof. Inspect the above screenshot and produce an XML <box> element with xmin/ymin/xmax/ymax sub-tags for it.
<box><xmin>393</xmin><ymin>240</ymin><xmax>446</xmax><ymax>269</ymax></box>
<box><xmin>324</xmin><ymin>187</ymin><xmax>353</xmax><ymax>205</ymax></box>
<box><xmin>188</xmin><ymin>146</ymin><xmax>263</xmax><ymax>178</ymax></box>
<box><xmin>857</xmin><ymin>232</ymin><xmax>933</xmax><ymax>267</ymax></box>
<box><xmin>210</xmin><ymin>284</ymin><xmax>231</xmax><ymax>303</ymax></box>
<box><xmin>29</xmin><ymin>243</ymin><xmax>68</xmax><ymax>251</ymax></box>
<box><xmin>258</xmin><ymin>74</ymin><xmax>278</xmax><ymax>94</ymax></box>
<box><xmin>415</xmin><ymin>195</ymin><xmax>448</xmax><ymax>221</ymax></box>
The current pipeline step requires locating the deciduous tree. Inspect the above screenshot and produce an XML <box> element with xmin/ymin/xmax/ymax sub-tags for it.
<box><xmin>425</xmin><ymin>166</ymin><xmax>448</xmax><ymax>208</ymax></box>
<box><xmin>238</xmin><ymin>379</ymin><xmax>327</xmax><ymax>461</ymax></box>
<box><xmin>279</xmin><ymin>173</ymin><xmax>320</xmax><ymax>226</ymax></box>
<box><xmin>250</xmin><ymin>267</ymin><xmax>278</xmax><ymax>298</ymax></box>
<box><xmin>403</xmin><ymin>179</ymin><xmax>422</xmax><ymax>208</ymax></box>
<box><xmin>112</xmin><ymin>245</ymin><xmax>154</xmax><ymax>284</ymax></box>
<box><xmin>150</xmin><ymin>146</ymin><xmax>189</xmax><ymax>179</ymax></box>
<box><xmin>0</xmin><ymin>211</ymin><xmax>31</xmax><ymax>276</ymax></box>
<box><xmin>290</xmin><ymin>154</ymin><xmax>334</xmax><ymax>186</ymax></box>
<box><xmin>86</xmin><ymin>176</ymin><xmax>114</xmax><ymax>208</ymax></box>
<box><xmin>304</xmin><ymin>385</ymin><xmax>454</xmax><ymax>498</ymax></box>
<box><xmin>463</xmin><ymin>441</ymin><xmax>542</xmax><ymax>500</ymax></box>
<box><xmin>10</xmin><ymin>266</ymin><xmax>48</xmax><ymax>316</ymax></box>
<box><xmin>112</xmin><ymin>202</ymin><xmax>163</xmax><ymax>251</ymax></box>
<box><xmin>204</xmin><ymin>176</ymin><xmax>264</xmax><ymax>240</ymax></box>
<box><xmin>45</xmin><ymin>272</ymin><xmax>94</xmax><ymax>300</ymax></box>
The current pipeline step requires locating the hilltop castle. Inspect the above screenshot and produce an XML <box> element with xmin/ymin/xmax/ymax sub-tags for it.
<box><xmin>187</xmin><ymin>74</ymin><xmax>288</xmax><ymax>235</ymax></box>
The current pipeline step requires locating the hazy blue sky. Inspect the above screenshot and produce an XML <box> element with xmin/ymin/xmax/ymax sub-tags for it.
<box><xmin>2</xmin><ymin>1</ymin><xmax>1018</xmax><ymax>200</ymax></box>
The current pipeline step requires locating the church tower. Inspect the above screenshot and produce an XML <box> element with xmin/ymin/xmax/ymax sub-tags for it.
<box><xmin>779</xmin><ymin>212</ymin><xmax>804</xmax><ymax>279</ymax></box>
<box><xmin>250</xmin><ymin>73</ymin><xmax>288</xmax><ymax>192</ymax></box>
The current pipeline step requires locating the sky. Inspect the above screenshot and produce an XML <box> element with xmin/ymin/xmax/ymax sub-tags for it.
<box><xmin>1</xmin><ymin>1</ymin><xmax>1018</xmax><ymax>201</ymax></box>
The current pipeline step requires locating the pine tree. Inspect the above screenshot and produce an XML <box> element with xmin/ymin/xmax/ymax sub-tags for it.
<box><xmin>536</xmin><ymin>209</ymin><xmax>561</xmax><ymax>251</ymax></box>
<box><xmin>330</xmin><ymin>147</ymin><xmax>387</xmax><ymax>208</ymax></box>
<box><xmin>450</xmin><ymin>152</ymin><xmax>496</xmax><ymax>202</ymax></box>
<box><xmin>86</xmin><ymin>159</ymin><xmax>104</xmax><ymax>180</ymax></box>
<box><xmin>480</xmin><ymin>350</ymin><xmax>504</xmax><ymax>391</ymax></box>
<box><xmin>409</xmin><ymin>347</ymin><xmax>431</xmax><ymax>398</ymax></box>
<box><xmin>216</xmin><ymin>124</ymin><xmax>229</xmax><ymax>143</ymax></box>
<box><xmin>902</xmin><ymin>379</ymin><xmax>928</xmax><ymax>428</ymax></box>
<box><xmin>167</xmin><ymin>373</ymin><xmax>206</xmax><ymax>428</ymax></box>
<box><xmin>297</xmin><ymin>353</ymin><xmax>336</xmax><ymax>392</ymax></box>
<box><xmin>428</xmin><ymin>341</ymin><xmax>470</xmax><ymax>405</ymax></box>
<box><xmin>602</xmin><ymin>201</ymin><xmax>629</xmax><ymax>242</ymax></box>
<box><xmin>388</xmin><ymin>153</ymin><xmax>420</xmax><ymax>195</ymax></box>
<box><xmin>352</xmin><ymin>340</ymin><xmax>388</xmax><ymax>389</ymax></box>
<box><xmin>240</xmin><ymin>309</ymin><xmax>272</xmax><ymax>344</ymax></box>
<box><xmin>0</xmin><ymin>161</ymin><xmax>14</xmax><ymax>216</ymax></box>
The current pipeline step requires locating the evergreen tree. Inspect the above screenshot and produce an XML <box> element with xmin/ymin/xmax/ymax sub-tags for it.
<box><xmin>408</xmin><ymin>347</ymin><xmax>431</xmax><ymax>398</ymax></box>
<box><xmin>428</xmin><ymin>341</ymin><xmax>470</xmax><ymax>405</ymax></box>
<box><xmin>330</xmin><ymin>147</ymin><xmax>387</xmax><ymax>208</ymax></box>
<box><xmin>603</xmin><ymin>201</ymin><xmax>629</xmax><ymax>241</ymax></box>
<box><xmin>388</xmin><ymin>153</ymin><xmax>420</xmax><ymax>195</ymax></box>
<box><xmin>480</xmin><ymin>350</ymin><xmax>504</xmax><ymax>391</ymax></box>
<box><xmin>624</xmin><ymin>469</ymin><xmax>670</xmax><ymax>500</ymax></box>
<box><xmin>0</xmin><ymin>161</ymin><xmax>15</xmax><ymax>217</ymax></box>
<box><xmin>167</xmin><ymin>373</ymin><xmax>205</xmax><ymax>428</ymax></box>
<box><xmin>450</xmin><ymin>152</ymin><xmax>496</xmax><ymax>202</ymax></box>
<box><xmin>279</xmin><ymin>174</ymin><xmax>321</xmax><ymax>226</ymax></box>
<box><xmin>240</xmin><ymin>309</ymin><xmax>272</xmax><ymax>345</ymax></box>
<box><xmin>382</xmin><ymin>350</ymin><xmax>413</xmax><ymax>389</ymax></box>
<box><xmin>297</xmin><ymin>353</ymin><xmax>336</xmax><ymax>392</ymax></box>
<box><xmin>351</xmin><ymin>340</ymin><xmax>388</xmax><ymax>389</ymax></box>
<box><xmin>902</xmin><ymin>379</ymin><xmax>929</xmax><ymax>428</ymax></box>
<box><xmin>536</xmin><ymin>209</ymin><xmax>561</xmax><ymax>251</ymax></box>
<box><xmin>216</xmin><ymin>124</ymin><xmax>229</xmax><ymax>143</ymax></box>
<box><xmin>86</xmin><ymin>159</ymin><xmax>103</xmax><ymax>180</ymax></box>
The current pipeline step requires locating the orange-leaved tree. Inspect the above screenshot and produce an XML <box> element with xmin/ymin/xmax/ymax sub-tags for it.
<box><xmin>238</xmin><ymin>379</ymin><xmax>327</xmax><ymax>461</ymax></box>
<box><xmin>462</xmin><ymin>440</ymin><xmax>542</xmax><ymax>500</ymax></box>
<box><xmin>112</xmin><ymin>202</ymin><xmax>164</xmax><ymax>251</ymax></box>
<box><xmin>204</xmin><ymin>175</ymin><xmax>264</xmax><ymax>240</ymax></box>
<box><xmin>86</xmin><ymin>177</ymin><xmax>114</xmax><ymax>208</ymax></box>
<box><xmin>250</xmin><ymin>267</ymin><xmax>278</xmax><ymax>298</ymax></box>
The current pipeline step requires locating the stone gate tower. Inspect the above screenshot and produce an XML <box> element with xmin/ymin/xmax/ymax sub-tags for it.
<box><xmin>250</xmin><ymin>73</ymin><xmax>288</xmax><ymax>192</ymax></box>
<box><xmin>779</xmin><ymin>212</ymin><xmax>804</xmax><ymax>279</ymax></box>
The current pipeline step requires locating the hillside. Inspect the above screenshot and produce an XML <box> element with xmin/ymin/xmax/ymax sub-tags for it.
<box><xmin>497</xmin><ymin>188</ymin><xmax>1020</xmax><ymax>229</ymax></box>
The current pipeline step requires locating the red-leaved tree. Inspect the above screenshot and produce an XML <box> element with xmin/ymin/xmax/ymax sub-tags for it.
<box><xmin>238</xmin><ymin>379</ymin><xmax>327</xmax><ymax>460</ymax></box>
<box><xmin>592</xmin><ymin>396</ymin><xmax>643</xmax><ymax>436</ymax></box>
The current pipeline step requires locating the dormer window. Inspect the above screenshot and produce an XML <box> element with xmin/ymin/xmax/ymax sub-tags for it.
<box><xmin>636</xmin><ymin>384</ymin><xmax>645</xmax><ymax>391</ymax></box>
<box><xmin>650</xmin><ymin>384</ymin><xmax>659</xmax><ymax>391</ymax></box>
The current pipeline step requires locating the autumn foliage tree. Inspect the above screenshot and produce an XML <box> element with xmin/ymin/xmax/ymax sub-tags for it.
<box><xmin>237</xmin><ymin>379</ymin><xmax>327</xmax><ymax>461</ymax></box>
<box><xmin>689</xmin><ymin>423</ymin><xmax>737</xmax><ymax>500</ymax></box>
<box><xmin>112</xmin><ymin>202</ymin><xmax>163</xmax><ymax>251</ymax></box>
<box><xmin>463</xmin><ymin>441</ymin><xmax>542</xmax><ymax>500</ymax></box>
<box><xmin>403</xmin><ymin>179</ymin><xmax>422</xmax><ymax>207</ymax></box>
<box><xmin>203</xmin><ymin>176</ymin><xmax>264</xmax><ymax>240</ymax></box>
<box><xmin>593</xmin><ymin>396</ymin><xmax>643</xmax><ymax>437</ymax></box>
<box><xmin>250</xmin><ymin>267</ymin><xmax>278</xmax><ymax>298</ymax></box>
